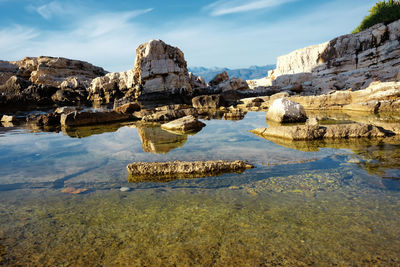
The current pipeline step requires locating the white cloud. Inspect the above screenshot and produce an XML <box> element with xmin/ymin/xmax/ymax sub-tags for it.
<box><xmin>36</xmin><ymin>1</ymin><xmax>66</xmax><ymax>19</ymax></box>
<box><xmin>205</xmin><ymin>0</ymin><xmax>297</xmax><ymax>16</ymax></box>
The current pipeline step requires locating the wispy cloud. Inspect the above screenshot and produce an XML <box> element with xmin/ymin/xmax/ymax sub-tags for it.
<box><xmin>205</xmin><ymin>0</ymin><xmax>297</xmax><ymax>16</ymax></box>
<box><xmin>36</xmin><ymin>1</ymin><xmax>66</xmax><ymax>19</ymax></box>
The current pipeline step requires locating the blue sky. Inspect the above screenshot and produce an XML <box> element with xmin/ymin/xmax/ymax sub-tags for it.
<box><xmin>0</xmin><ymin>0</ymin><xmax>377</xmax><ymax>72</ymax></box>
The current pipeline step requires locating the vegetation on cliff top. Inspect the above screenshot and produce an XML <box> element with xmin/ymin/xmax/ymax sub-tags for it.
<box><xmin>353</xmin><ymin>0</ymin><xmax>400</xmax><ymax>33</ymax></box>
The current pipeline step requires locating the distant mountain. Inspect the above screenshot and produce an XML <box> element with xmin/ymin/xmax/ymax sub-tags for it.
<box><xmin>189</xmin><ymin>65</ymin><xmax>275</xmax><ymax>82</ymax></box>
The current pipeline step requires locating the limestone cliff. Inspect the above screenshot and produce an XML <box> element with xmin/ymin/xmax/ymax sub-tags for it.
<box><xmin>267</xmin><ymin>19</ymin><xmax>400</xmax><ymax>94</ymax></box>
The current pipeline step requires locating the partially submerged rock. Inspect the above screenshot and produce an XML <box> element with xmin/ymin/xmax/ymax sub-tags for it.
<box><xmin>251</xmin><ymin>123</ymin><xmax>390</xmax><ymax>141</ymax></box>
<box><xmin>127</xmin><ymin>160</ymin><xmax>254</xmax><ymax>182</ymax></box>
<box><xmin>114</xmin><ymin>102</ymin><xmax>141</xmax><ymax>114</ymax></box>
<box><xmin>161</xmin><ymin>115</ymin><xmax>205</xmax><ymax>133</ymax></box>
<box><xmin>266</xmin><ymin>98</ymin><xmax>307</xmax><ymax>123</ymax></box>
<box><xmin>61</xmin><ymin>111</ymin><xmax>131</xmax><ymax>127</ymax></box>
<box><xmin>142</xmin><ymin>107</ymin><xmax>197</xmax><ymax>122</ymax></box>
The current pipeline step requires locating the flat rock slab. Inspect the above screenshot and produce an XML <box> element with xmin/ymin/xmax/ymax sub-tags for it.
<box><xmin>127</xmin><ymin>160</ymin><xmax>254</xmax><ymax>182</ymax></box>
<box><xmin>251</xmin><ymin>123</ymin><xmax>390</xmax><ymax>141</ymax></box>
<box><xmin>61</xmin><ymin>111</ymin><xmax>131</xmax><ymax>127</ymax></box>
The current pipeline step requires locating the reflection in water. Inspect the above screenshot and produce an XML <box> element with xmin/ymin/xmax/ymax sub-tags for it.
<box><xmin>137</xmin><ymin>126</ymin><xmax>187</xmax><ymax>154</ymax></box>
<box><xmin>255</xmin><ymin>132</ymin><xmax>400</xmax><ymax>182</ymax></box>
<box><xmin>0</xmin><ymin>111</ymin><xmax>400</xmax><ymax>265</ymax></box>
<box><xmin>61</xmin><ymin>122</ymin><xmax>133</xmax><ymax>138</ymax></box>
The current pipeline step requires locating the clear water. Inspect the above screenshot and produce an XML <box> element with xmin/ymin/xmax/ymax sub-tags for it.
<box><xmin>0</xmin><ymin>112</ymin><xmax>400</xmax><ymax>266</ymax></box>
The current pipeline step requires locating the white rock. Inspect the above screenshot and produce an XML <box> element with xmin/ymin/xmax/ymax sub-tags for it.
<box><xmin>266</xmin><ymin>98</ymin><xmax>308</xmax><ymax>123</ymax></box>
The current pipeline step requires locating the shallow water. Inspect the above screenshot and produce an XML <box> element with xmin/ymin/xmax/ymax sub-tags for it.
<box><xmin>0</xmin><ymin>112</ymin><xmax>400</xmax><ymax>266</ymax></box>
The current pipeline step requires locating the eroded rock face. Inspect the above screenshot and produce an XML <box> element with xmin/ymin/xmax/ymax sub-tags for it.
<box><xmin>266</xmin><ymin>98</ymin><xmax>307</xmax><ymax>123</ymax></box>
<box><xmin>268</xmin><ymin>19</ymin><xmax>400</xmax><ymax>94</ymax></box>
<box><xmin>161</xmin><ymin>115</ymin><xmax>205</xmax><ymax>133</ymax></box>
<box><xmin>15</xmin><ymin>56</ymin><xmax>107</xmax><ymax>89</ymax></box>
<box><xmin>127</xmin><ymin>160</ymin><xmax>254</xmax><ymax>181</ymax></box>
<box><xmin>134</xmin><ymin>39</ymin><xmax>192</xmax><ymax>96</ymax></box>
<box><xmin>88</xmin><ymin>70</ymin><xmax>136</xmax><ymax>104</ymax></box>
<box><xmin>0</xmin><ymin>57</ymin><xmax>106</xmax><ymax>106</ymax></box>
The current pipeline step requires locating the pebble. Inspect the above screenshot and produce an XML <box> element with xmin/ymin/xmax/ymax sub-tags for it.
<box><xmin>120</xmin><ymin>187</ymin><xmax>131</xmax><ymax>192</ymax></box>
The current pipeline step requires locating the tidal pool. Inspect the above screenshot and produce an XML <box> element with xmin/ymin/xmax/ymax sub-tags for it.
<box><xmin>0</xmin><ymin>112</ymin><xmax>400</xmax><ymax>266</ymax></box>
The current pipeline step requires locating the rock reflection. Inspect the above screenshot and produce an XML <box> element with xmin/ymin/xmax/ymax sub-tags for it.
<box><xmin>258</xmin><ymin>134</ymin><xmax>400</xmax><ymax>180</ymax></box>
<box><xmin>61</xmin><ymin>122</ymin><xmax>131</xmax><ymax>138</ymax></box>
<box><xmin>137</xmin><ymin>126</ymin><xmax>187</xmax><ymax>154</ymax></box>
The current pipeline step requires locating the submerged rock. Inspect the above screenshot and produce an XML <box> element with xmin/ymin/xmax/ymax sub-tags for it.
<box><xmin>161</xmin><ymin>115</ymin><xmax>205</xmax><ymax>133</ymax></box>
<box><xmin>127</xmin><ymin>160</ymin><xmax>254</xmax><ymax>182</ymax></box>
<box><xmin>266</xmin><ymin>98</ymin><xmax>307</xmax><ymax>123</ymax></box>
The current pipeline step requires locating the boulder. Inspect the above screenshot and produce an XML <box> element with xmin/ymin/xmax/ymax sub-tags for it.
<box><xmin>192</xmin><ymin>94</ymin><xmax>225</xmax><ymax>109</ymax></box>
<box><xmin>134</xmin><ymin>39</ymin><xmax>192</xmax><ymax>96</ymax></box>
<box><xmin>161</xmin><ymin>115</ymin><xmax>205</xmax><ymax>133</ymax></box>
<box><xmin>127</xmin><ymin>160</ymin><xmax>254</xmax><ymax>181</ymax></box>
<box><xmin>266</xmin><ymin>98</ymin><xmax>307</xmax><ymax>123</ymax></box>
<box><xmin>114</xmin><ymin>102</ymin><xmax>141</xmax><ymax>114</ymax></box>
<box><xmin>60</xmin><ymin>111</ymin><xmax>131</xmax><ymax>127</ymax></box>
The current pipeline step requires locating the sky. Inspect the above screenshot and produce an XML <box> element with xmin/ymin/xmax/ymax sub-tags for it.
<box><xmin>0</xmin><ymin>0</ymin><xmax>377</xmax><ymax>72</ymax></box>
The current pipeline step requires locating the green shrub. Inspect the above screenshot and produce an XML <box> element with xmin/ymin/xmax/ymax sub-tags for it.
<box><xmin>353</xmin><ymin>0</ymin><xmax>400</xmax><ymax>33</ymax></box>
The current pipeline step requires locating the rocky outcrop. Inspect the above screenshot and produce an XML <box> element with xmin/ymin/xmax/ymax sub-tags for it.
<box><xmin>127</xmin><ymin>160</ymin><xmax>254</xmax><ymax>181</ymax></box>
<box><xmin>266</xmin><ymin>98</ymin><xmax>307</xmax><ymax>123</ymax></box>
<box><xmin>267</xmin><ymin>19</ymin><xmax>400</xmax><ymax>94</ymax></box>
<box><xmin>0</xmin><ymin>56</ymin><xmax>106</xmax><ymax>106</ymax></box>
<box><xmin>88</xmin><ymin>40</ymin><xmax>194</xmax><ymax>104</ymax></box>
<box><xmin>289</xmin><ymin>81</ymin><xmax>400</xmax><ymax>112</ymax></box>
<box><xmin>15</xmin><ymin>56</ymin><xmax>106</xmax><ymax>89</ymax></box>
<box><xmin>161</xmin><ymin>115</ymin><xmax>205</xmax><ymax>133</ymax></box>
<box><xmin>60</xmin><ymin>111</ymin><xmax>130</xmax><ymax>127</ymax></box>
<box><xmin>251</xmin><ymin>123</ymin><xmax>390</xmax><ymax>141</ymax></box>
<box><xmin>134</xmin><ymin>39</ymin><xmax>192</xmax><ymax>97</ymax></box>
<box><xmin>88</xmin><ymin>70</ymin><xmax>136</xmax><ymax>104</ymax></box>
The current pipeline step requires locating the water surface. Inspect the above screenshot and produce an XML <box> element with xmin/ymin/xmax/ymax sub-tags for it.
<box><xmin>0</xmin><ymin>112</ymin><xmax>399</xmax><ymax>266</ymax></box>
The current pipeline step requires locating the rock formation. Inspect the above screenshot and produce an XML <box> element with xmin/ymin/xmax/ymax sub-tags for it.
<box><xmin>127</xmin><ymin>160</ymin><xmax>254</xmax><ymax>181</ymax></box>
<box><xmin>0</xmin><ymin>56</ymin><xmax>107</xmax><ymax>106</ymax></box>
<box><xmin>266</xmin><ymin>19</ymin><xmax>400</xmax><ymax>94</ymax></box>
<box><xmin>251</xmin><ymin>123</ymin><xmax>390</xmax><ymax>141</ymax></box>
